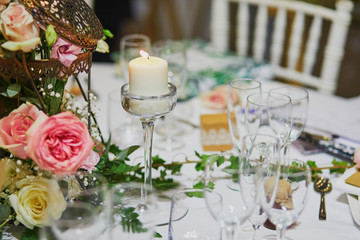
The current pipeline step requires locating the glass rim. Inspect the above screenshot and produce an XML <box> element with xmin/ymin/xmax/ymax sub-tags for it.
<box><xmin>247</xmin><ymin>91</ymin><xmax>292</xmax><ymax>108</ymax></box>
<box><xmin>269</xmin><ymin>86</ymin><xmax>309</xmax><ymax>101</ymax></box>
<box><xmin>121</xmin><ymin>82</ymin><xmax>177</xmax><ymax>100</ymax></box>
<box><xmin>229</xmin><ymin>78</ymin><xmax>261</xmax><ymax>90</ymax></box>
<box><xmin>120</xmin><ymin>34</ymin><xmax>151</xmax><ymax>47</ymax></box>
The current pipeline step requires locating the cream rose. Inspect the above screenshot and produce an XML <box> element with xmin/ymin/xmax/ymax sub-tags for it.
<box><xmin>0</xmin><ymin>3</ymin><xmax>40</xmax><ymax>52</ymax></box>
<box><xmin>9</xmin><ymin>176</ymin><xmax>66</xmax><ymax>229</ymax></box>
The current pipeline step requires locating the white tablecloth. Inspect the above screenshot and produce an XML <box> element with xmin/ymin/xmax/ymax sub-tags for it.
<box><xmin>90</xmin><ymin>62</ymin><xmax>360</xmax><ymax>239</ymax></box>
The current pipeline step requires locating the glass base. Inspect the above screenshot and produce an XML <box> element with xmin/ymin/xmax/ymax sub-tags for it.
<box><xmin>155</xmin><ymin>137</ymin><xmax>185</xmax><ymax>151</ymax></box>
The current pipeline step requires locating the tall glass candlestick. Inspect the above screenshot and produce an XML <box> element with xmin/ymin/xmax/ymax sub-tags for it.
<box><xmin>121</xmin><ymin>83</ymin><xmax>177</xmax><ymax>187</ymax></box>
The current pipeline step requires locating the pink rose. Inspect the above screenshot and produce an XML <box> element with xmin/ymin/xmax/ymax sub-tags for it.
<box><xmin>26</xmin><ymin>112</ymin><xmax>94</xmax><ymax>175</ymax></box>
<box><xmin>354</xmin><ymin>147</ymin><xmax>360</xmax><ymax>169</ymax></box>
<box><xmin>0</xmin><ymin>3</ymin><xmax>40</xmax><ymax>52</ymax></box>
<box><xmin>0</xmin><ymin>102</ymin><xmax>46</xmax><ymax>159</ymax></box>
<box><xmin>50</xmin><ymin>38</ymin><xmax>82</xmax><ymax>67</ymax></box>
<box><xmin>80</xmin><ymin>150</ymin><xmax>100</xmax><ymax>171</ymax></box>
<box><xmin>201</xmin><ymin>85</ymin><xmax>238</xmax><ymax>110</ymax></box>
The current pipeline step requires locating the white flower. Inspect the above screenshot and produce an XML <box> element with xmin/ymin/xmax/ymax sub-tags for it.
<box><xmin>96</xmin><ymin>39</ymin><xmax>109</xmax><ymax>53</ymax></box>
<box><xmin>9</xmin><ymin>176</ymin><xmax>66</xmax><ymax>229</ymax></box>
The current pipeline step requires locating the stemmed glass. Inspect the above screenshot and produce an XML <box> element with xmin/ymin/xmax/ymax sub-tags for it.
<box><xmin>241</xmin><ymin>134</ymin><xmax>280</xmax><ymax>240</ymax></box>
<box><xmin>227</xmin><ymin>79</ymin><xmax>262</xmax><ymax>152</ymax></box>
<box><xmin>246</xmin><ymin>92</ymin><xmax>292</xmax><ymax>156</ymax></box>
<box><xmin>204</xmin><ymin>154</ymin><xmax>257</xmax><ymax>240</ymax></box>
<box><xmin>121</xmin><ymin>82</ymin><xmax>177</xmax><ymax>188</ymax></box>
<box><xmin>152</xmin><ymin>40</ymin><xmax>188</xmax><ymax>151</ymax></box>
<box><xmin>269</xmin><ymin>86</ymin><xmax>309</xmax><ymax>157</ymax></box>
<box><xmin>120</xmin><ymin>34</ymin><xmax>151</xmax><ymax>82</ymax></box>
<box><xmin>110</xmin><ymin>182</ymin><xmax>158</xmax><ymax>239</ymax></box>
<box><xmin>44</xmin><ymin>172</ymin><xmax>110</xmax><ymax>240</ymax></box>
<box><xmin>258</xmin><ymin>159</ymin><xmax>311</xmax><ymax>240</ymax></box>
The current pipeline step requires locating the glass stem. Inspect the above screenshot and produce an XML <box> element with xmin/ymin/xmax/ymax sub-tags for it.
<box><xmin>223</xmin><ymin>226</ymin><xmax>238</xmax><ymax>240</ymax></box>
<box><xmin>276</xmin><ymin>225</ymin><xmax>286</xmax><ymax>240</ymax></box>
<box><xmin>252</xmin><ymin>225</ymin><xmax>261</xmax><ymax>240</ymax></box>
<box><xmin>141</xmin><ymin>119</ymin><xmax>155</xmax><ymax>189</ymax></box>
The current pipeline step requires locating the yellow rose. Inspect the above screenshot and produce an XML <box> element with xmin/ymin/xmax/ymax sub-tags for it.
<box><xmin>9</xmin><ymin>176</ymin><xmax>67</xmax><ymax>229</ymax></box>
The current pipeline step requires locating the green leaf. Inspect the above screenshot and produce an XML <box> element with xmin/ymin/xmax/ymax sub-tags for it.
<box><xmin>330</xmin><ymin>159</ymin><xmax>350</xmax><ymax>174</ymax></box>
<box><xmin>0</xmin><ymin>204</ymin><xmax>10</xmax><ymax>222</ymax></box>
<box><xmin>154</xmin><ymin>232</ymin><xmax>162</xmax><ymax>238</ymax></box>
<box><xmin>7</xmin><ymin>84</ymin><xmax>21</xmax><ymax>97</ymax></box>
<box><xmin>116</xmin><ymin>145</ymin><xmax>140</xmax><ymax>160</ymax></box>
<box><xmin>20</xmin><ymin>227</ymin><xmax>39</xmax><ymax>240</ymax></box>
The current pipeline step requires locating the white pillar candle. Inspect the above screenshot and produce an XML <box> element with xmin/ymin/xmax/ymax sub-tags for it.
<box><xmin>129</xmin><ymin>51</ymin><xmax>168</xmax><ymax>96</ymax></box>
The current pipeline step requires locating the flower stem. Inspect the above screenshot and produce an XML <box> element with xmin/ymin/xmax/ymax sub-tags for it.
<box><xmin>74</xmin><ymin>76</ymin><xmax>105</xmax><ymax>144</ymax></box>
<box><xmin>14</xmin><ymin>52</ymin><xmax>47</xmax><ymax>114</ymax></box>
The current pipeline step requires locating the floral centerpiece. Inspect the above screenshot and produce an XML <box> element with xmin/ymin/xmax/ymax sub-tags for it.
<box><xmin>0</xmin><ymin>0</ymin><xmax>117</xmax><ymax>238</ymax></box>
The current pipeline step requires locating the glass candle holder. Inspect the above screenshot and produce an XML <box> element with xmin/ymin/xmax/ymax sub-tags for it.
<box><xmin>121</xmin><ymin>82</ymin><xmax>177</xmax><ymax>187</ymax></box>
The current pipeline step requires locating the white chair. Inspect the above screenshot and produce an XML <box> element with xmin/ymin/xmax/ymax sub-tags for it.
<box><xmin>210</xmin><ymin>0</ymin><xmax>354</xmax><ymax>94</ymax></box>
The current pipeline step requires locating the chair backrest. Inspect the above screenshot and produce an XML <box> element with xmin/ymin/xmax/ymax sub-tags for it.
<box><xmin>210</xmin><ymin>0</ymin><xmax>353</xmax><ymax>94</ymax></box>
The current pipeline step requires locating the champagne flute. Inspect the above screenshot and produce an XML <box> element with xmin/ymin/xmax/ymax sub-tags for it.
<box><xmin>269</xmin><ymin>86</ymin><xmax>309</xmax><ymax>157</ymax></box>
<box><xmin>120</xmin><ymin>34</ymin><xmax>151</xmax><ymax>82</ymax></box>
<box><xmin>246</xmin><ymin>92</ymin><xmax>292</xmax><ymax>155</ymax></box>
<box><xmin>204</xmin><ymin>154</ymin><xmax>257</xmax><ymax>240</ymax></box>
<box><xmin>241</xmin><ymin>134</ymin><xmax>280</xmax><ymax>240</ymax></box>
<box><xmin>152</xmin><ymin>40</ymin><xmax>188</xmax><ymax>151</ymax></box>
<box><xmin>227</xmin><ymin>79</ymin><xmax>262</xmax><ymax>152</ymax></box>
<box><xmin>258</xmin><ymin>159</ymin><xmax>311</xmax><ymax>240</ymax></box>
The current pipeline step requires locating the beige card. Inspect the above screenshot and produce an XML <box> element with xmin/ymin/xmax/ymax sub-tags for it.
<box><xmin>0</xmin><ymin>159</ymin><xmax>7</xmax><ymax>191</ymax></box>
<box><xmin>345</xmin><ymin>171</ymin><xmax>360</xmax><ymax>187</ymax></box>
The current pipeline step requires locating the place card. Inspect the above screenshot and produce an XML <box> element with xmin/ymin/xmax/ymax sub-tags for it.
<box><xmin>345</xmin><ymin>171</ymin><xmax>360</xmax><ymax>188</ymax></box>
<box><xmin>200</xmin><ymin>112</ymin><xmax>233</xmax><ymax>151</ymax></box>
<box><xmin>0</xmin><ymin>159</ymin><xmax>7</xmax><ymax>191</ymax></box>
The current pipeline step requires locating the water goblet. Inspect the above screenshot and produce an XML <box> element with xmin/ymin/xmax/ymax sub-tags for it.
<box><xmin>121</xmin><ymin>82</ymin><xmax>177</xmax><ymax>188</ymax></box>
<box><xmin>45</xmin><ymin>172</ymin><xmax>110</xmax><ymax>240</ymax></box>
<box><xmin>168</xmin><ymin>189</ymin><xmax>221</xmax><ymax>240</ymax></box>
<box><xmin>246</xmin><ymin>92</ymin><xmax>292</xmax><ymax>153</ymax></box>
<box><xmin>152</xmin><ymin>40</ymin><xmax>188</xmax><ymax>151</ymax></box>
<box><xmin>110</xmin><ymin>182</ymin><xmax>158</xmax><ymax>239</ymax></box>
<box><xmin>227</xmin><ymin>78</ymin><xmax>262</xmax><ymax>152</ymax></box>
<box><xmin>120</xmin><ymin>34</ymin><xmax>151</xmax><ymax>82</ymax></box>
<box><xmin>241</xmin><ymin>134</ymin><xmax>280</xmax><ymax>240</ymax></box>
<box><xmin>269</xmin><ymin>86</ymin><xmax>309</xmax><ymax>158</ymax></box>
<box><xmin>258</xmin><ymin>159</ymin><xmax>311</xmax><ymax>240</ymax></box>
<box><xmin>204</xmin><ymin>154</ymin><xmax>257</xmax><ymax>240</ymax></box>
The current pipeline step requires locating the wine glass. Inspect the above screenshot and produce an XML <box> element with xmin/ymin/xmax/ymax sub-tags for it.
<box><xmin>46</xmin><ymin>172</ymin><xmax>110</xmax><ymax>240</ymax></box>
<box><xmin>152</xmin><ymin>40</ymin><xmax>188</xmax><ymax>151</ymax></box>
<box><xmin>120</xmin><ymin>34</ymin><xmax>151</xmax><ymax>82</ymax></box>
<box><xmin>227</xmin><ymin>79</ymin><xmax>262</xmax><ymax>152</ymax></box>
<box><xmin>246</xmin><ymin>92</ymin><xmax>292</xmax><ymax>154</ymax></box>
<box><xmin>204</xmin><ymin>154</ymin><xmax>257</xmax><ymax>240</ymax></box>
<box><xmin>241</xmin><ymin>134</ymin><xmax>280</xmax><ymax>240</ymax></box>
<box><xmin>269</xmin><ymin>86</ymin><xmax>309</xmax><ymax>158</ymax></box>
<box><xmin>258</xmin><ymin>159</ymin><xmax>311</xmax><ymax>240</ymax></box>
<box><xmin>168</xmin><ymin>189</ymin><xmax>221</xmax><ymax>240</ymax></box>
<box><xmin>110</xmin><ymin>182</ymin><xmax>158</xmax><ymax>239</ymax></box>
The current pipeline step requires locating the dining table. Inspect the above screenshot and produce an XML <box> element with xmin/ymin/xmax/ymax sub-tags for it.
<box><xmin>88</xmin><ymin>42</ymin><xmax>360</xmax><ymax>240</ymax></box>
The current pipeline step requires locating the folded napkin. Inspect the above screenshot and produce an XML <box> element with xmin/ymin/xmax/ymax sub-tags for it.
<box><xmin>335</xmin><ymin>167</ymin><xmax>360</xmax><ymax>196</ymax></box>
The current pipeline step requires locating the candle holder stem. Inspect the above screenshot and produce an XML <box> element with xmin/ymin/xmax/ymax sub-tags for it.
<box><xmin>141</xmin><ymin>119</ymin><xmax>155</xmax><ymax>188</ymax></box>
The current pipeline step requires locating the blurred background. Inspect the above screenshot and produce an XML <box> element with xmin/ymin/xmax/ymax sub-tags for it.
<box><xmin>87</xmin><ymin>0</ymin><xmax>360</xmax><ymax>98</ymax></box>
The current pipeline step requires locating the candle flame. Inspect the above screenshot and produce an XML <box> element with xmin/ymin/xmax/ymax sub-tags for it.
<box><xmin>140</xmin><ymin>50</ymin><xmax>150</xmax><ymax>59</ymax></box>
